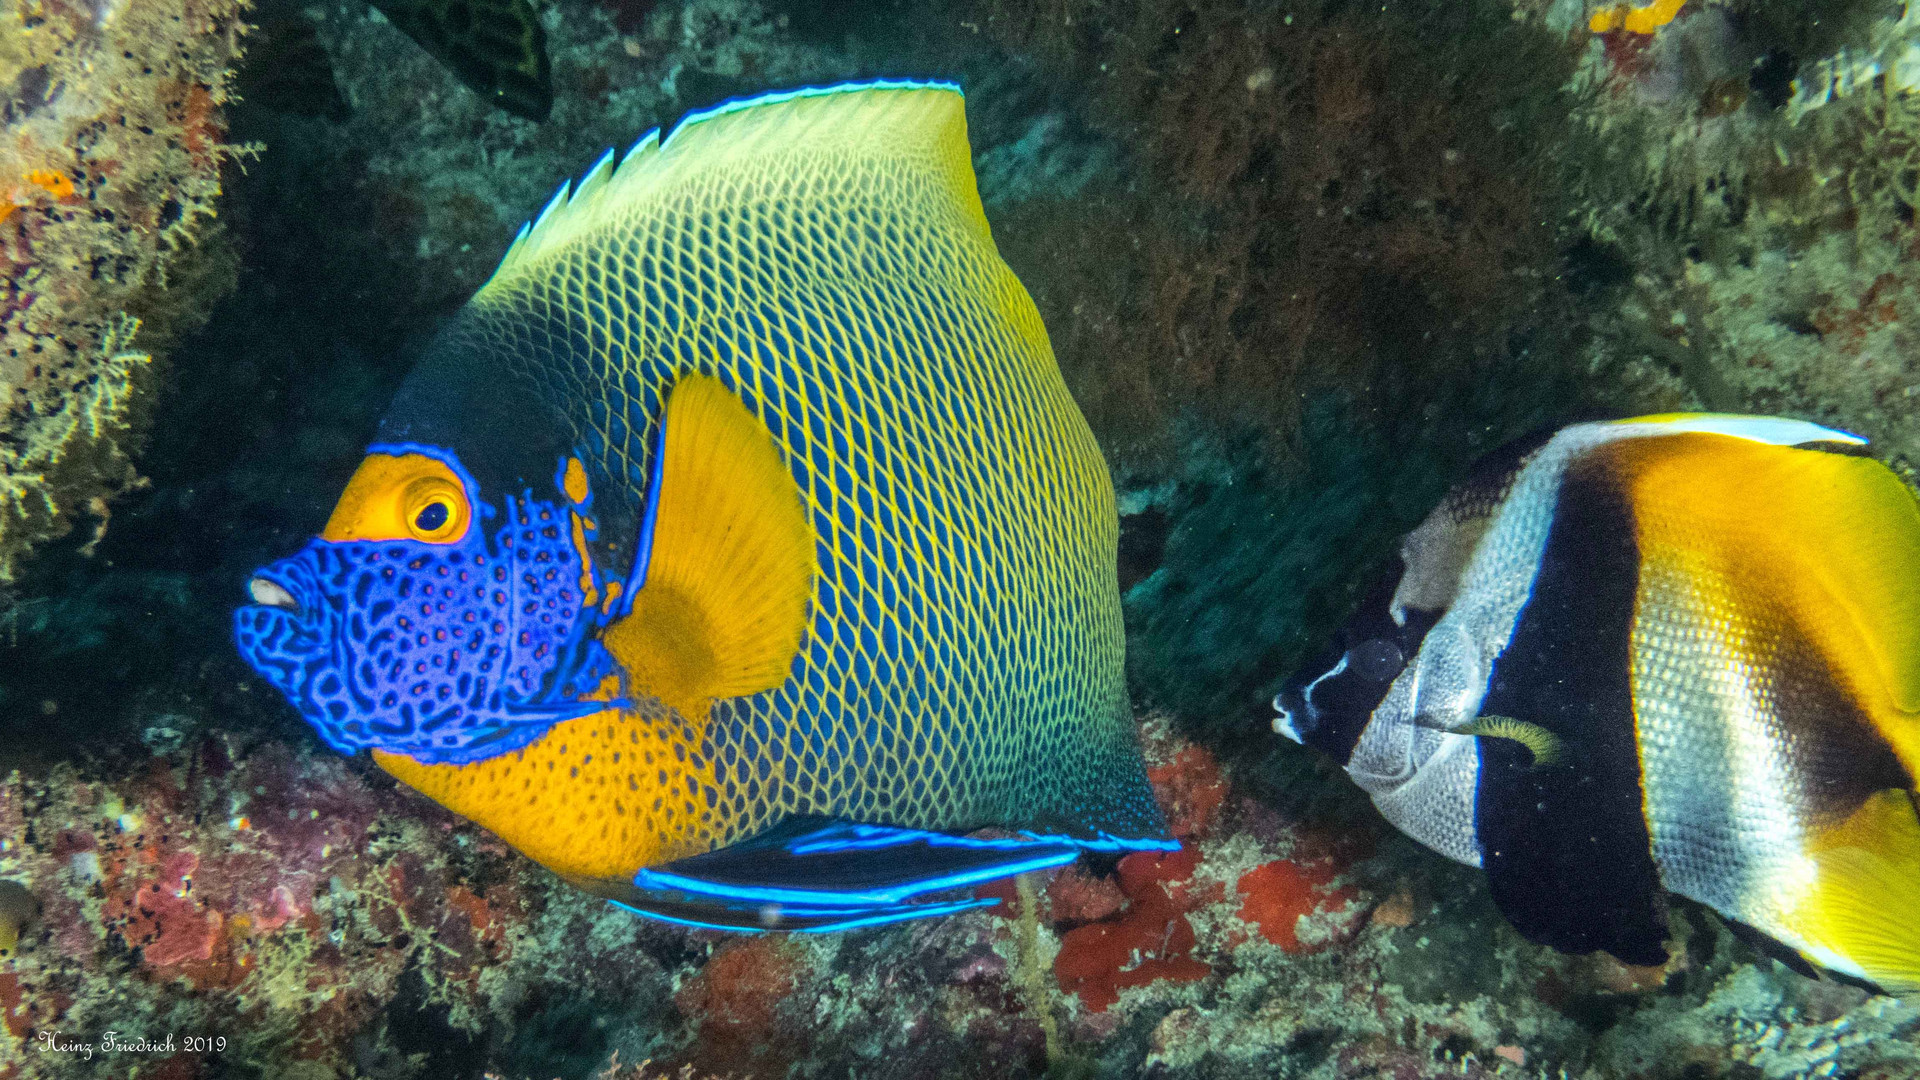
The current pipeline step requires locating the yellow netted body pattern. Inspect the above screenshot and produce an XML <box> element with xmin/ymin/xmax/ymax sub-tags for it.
<box><xmin>396</xmin><ymin>84</ymin><xmax>1163</xmax><ymax>875</ymax></box>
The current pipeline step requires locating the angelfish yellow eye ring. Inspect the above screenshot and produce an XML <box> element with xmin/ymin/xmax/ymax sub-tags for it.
<box><xmin>402</xmin><ymin>476</ymin><xmax>467</xmax><ymax>542</ymax></box>
<box><xmin>323</xmin><ymin>450</ymin><xmax>476</xmax><ymax>545</ymax></box>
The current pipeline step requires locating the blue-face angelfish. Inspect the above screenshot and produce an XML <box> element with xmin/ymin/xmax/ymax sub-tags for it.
<box><xmin>234</xmin><ymin>82</ymin><xmax>1174</xmax><ymax>932</ymax></box>
<box><xmin>1273</xmin><ymin>414</ymin><xmax>1920</xmax><ymax>993</ymax></box>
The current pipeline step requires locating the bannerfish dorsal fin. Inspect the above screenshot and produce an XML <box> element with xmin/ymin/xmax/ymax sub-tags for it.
<box><xmin>602</xmin><ymin>374</ymin><xmax>815</xmax><ymax>720</ymax></box>
<box><xmin>480</xmin><ymin>80</ymin><xmax>985</xmax><ymax>297</ymax></box>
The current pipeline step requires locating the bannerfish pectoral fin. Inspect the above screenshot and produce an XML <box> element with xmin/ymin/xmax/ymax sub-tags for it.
<box><xmin>603</xmin><ymin>374</ymin><xmax>816</xmax><ymax>720</ymax></box>
<box><xmin>1719</xmin><ymin>915</ymin><xmax>1824</xmax><ymax>982</ymax></box>
<box><xmin>1451</xmin><ymin>715</ymin><xmax>1565</xmax><ymax>768</ymax></box>
<box><xmin>604</xmin><ymin>817</ymin><xmax>1088</xmax><ymax>932</ymax></box>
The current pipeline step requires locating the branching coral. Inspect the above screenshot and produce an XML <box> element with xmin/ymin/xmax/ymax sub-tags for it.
<box><xmin>0</xmin><ymin>0</ymin><xmax>246</xmax><ymax>584</ymax></box>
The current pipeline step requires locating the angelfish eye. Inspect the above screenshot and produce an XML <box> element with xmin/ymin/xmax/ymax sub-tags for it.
<box><xmin>415</xmin><ymin>501</ymin><xmax>450</xmax><ymax>532</ymax></box>
<box><xmin>400</xmin><ymin>475</ymin><xmax>466</xmax><ymax>542</ymax></box>
<box><xmin>1347</xmin><ymin>638</ymin><xmax>1406</xmax><ymax>682</ymax></box>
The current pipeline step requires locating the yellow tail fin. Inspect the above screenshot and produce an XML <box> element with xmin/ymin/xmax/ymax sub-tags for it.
<box><xmin>1799</xmin><ymin>789</ymin><xmax>1920</xmax><ymax>993</ymax></box>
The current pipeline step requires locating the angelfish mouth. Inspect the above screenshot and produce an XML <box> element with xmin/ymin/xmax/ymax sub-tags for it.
<box><xmin>248</xmin><ymin>577</ymin><xmax>301</xmax><ymax>614</ymax></box>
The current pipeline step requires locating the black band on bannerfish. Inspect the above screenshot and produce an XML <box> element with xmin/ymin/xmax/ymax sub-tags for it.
<box><xmin>1474</xmin><ymin>452</ymin><xmax>1669</xmax><ymax>967</ymax></box>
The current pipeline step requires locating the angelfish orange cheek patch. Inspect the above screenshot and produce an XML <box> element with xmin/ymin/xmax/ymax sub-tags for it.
<box><xmin>323</xmin><ymin>451</ymin><xmax>474</xmax><ymax>545</ymax></box>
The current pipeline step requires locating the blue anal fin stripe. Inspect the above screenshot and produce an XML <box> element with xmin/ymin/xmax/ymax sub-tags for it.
<box><xmin>616</xmin><ymin>817</ymin><xmax>1095</xmax><ymax>932</ymax></box>
<box><xmin>613</xmin><ymin>895</ymin><xmax>997</xmax><ymax>934</ymax></box>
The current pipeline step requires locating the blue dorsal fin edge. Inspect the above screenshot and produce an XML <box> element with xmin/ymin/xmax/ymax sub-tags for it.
<box><xmin>611</xmin><ymin>817</ymin><xmax>1180</xmax><ymax>933</ymax></box>
<box><xmin>579</xmin><ymin>146</ymin><xmax>615</xmax><ymax>188</ymax></box>
<box><xmin>620</xmin><ymin>129</ymin><xmax>661</xmax><ymax>169</ymax></box>
<box><xmin>661</xmin><ymin>78</ymin><xmax>964</xmax><ymax>152</ymax></box>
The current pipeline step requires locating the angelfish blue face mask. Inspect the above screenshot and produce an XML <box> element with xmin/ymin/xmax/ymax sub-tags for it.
<box><xmin>233</xmin><ymin>443</ymin><xmax>616</xmax><ymax>764</ymax></box>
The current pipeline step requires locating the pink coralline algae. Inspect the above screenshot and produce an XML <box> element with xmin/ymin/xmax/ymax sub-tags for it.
<box><xmin>0</xmin><ymin>733</ymin><xmax>650</xmax><ymax>1078</ymax></box>
<box><xmin>109</xmin><ymin>851</ymin><xmax>223</xmax><ymax>969</ymax></box>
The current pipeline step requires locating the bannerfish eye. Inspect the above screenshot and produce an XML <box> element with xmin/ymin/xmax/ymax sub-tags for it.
<box><xmin>415</xmin><ymin>501</ymin><xmax>451</xmax><ymax>533</ymax></box>
<box><xmin>1348</xmin><ymin>638</ymin><xmax>1406</xmax><ymax>682</ymax></box>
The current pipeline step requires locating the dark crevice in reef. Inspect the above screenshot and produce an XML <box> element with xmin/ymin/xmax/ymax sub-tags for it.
<box><xmin>0</xmin><ymin>110</ymin><xmax>436</xmax><ymax>774</ymax></box>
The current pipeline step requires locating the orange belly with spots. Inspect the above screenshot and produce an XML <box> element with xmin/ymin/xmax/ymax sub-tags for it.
<box><xmin>373</xmin><ymin>702</ymin><xmax>723</xmax><ymax>893</ymax></box>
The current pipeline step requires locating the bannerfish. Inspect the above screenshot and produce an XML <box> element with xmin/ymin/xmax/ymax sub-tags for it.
<box><xmin>1272</xmin><ymin>414</ymin><xmax>1920</xmax><ymax>993</ymax></box>
<box><xmin>233</xmin><ymin>81</ymin><xmax>1174</xmax><ymax>932</ymax></box>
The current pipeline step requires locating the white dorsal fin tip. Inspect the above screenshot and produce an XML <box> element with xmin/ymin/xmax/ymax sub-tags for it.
<box><xmin>1607</xmin><ymin>414</ymin><xmax>1868</xmax><ymax>448</ymax></box>
<box><xmin>481</xmin><ymin>79</ymin><xmax>965</xmax><ymax>291</ymax></box>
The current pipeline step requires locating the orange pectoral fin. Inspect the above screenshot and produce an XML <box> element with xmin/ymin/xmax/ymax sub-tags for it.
<box><xmin>602</xmin><ymin>374</ymin><xmax>815</xmax><ymax>719</ymax></box>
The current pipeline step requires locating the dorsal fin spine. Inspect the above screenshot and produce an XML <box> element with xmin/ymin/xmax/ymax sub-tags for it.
<box><xmin>532</xmin><ymin>182</ymin><xmax>571</xmax><ymax>234</ymax></box>
<box><xmin>621</xmin><ymin>129</ymin><xmax>661</xmax><ymax>170</ymax></box>
<box><xmin>574</xmin><ymin>147</ymin><xmax>617</xmax><ymax>204</ymax></box>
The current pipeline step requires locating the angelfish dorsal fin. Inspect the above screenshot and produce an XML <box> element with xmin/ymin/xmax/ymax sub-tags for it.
<box><xmin>603</xmin><ymin>374</ymin><xmax>815</xmax><ymax>718</ymax></box>
<box><xmin>481</xmin><ymin>82</ymin><xmax>983</xmax><ymax>293</ymax></box>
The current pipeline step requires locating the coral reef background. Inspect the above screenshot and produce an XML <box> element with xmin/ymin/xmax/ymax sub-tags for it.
<box><xmin>0</xmin><ymin>0</ymin><xmax>245</xmax><ymax>584</ymax></box>
<box><xmin>3</xmin><ymin>0</ymin><xmax>1920</xmax><ymax>1076</ymax></box>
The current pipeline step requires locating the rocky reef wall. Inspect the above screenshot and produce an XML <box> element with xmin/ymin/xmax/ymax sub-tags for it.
<box><xmin>0</xmin><ymin>0</ymin><xmax>244</xmax><ymax>584</ymax></box>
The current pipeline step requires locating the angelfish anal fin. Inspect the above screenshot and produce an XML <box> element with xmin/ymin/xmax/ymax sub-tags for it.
<box><xmin>603</xmin><ymin>374</ymin><xmax>815</xmax><ymax>719</ymax></box>
<box><xmin>601</xmin><ymin>817</ymin><xmax>1084</xmax><ymax>932</ymax></box>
